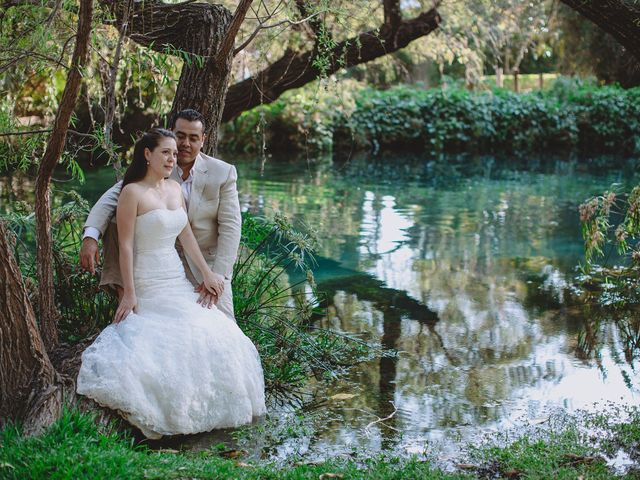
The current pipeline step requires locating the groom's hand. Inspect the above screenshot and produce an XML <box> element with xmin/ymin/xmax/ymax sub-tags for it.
<box><xmin>79</xmin><ymin>237</ymin><xmax>101</xmax><ymax>274</ymax></box>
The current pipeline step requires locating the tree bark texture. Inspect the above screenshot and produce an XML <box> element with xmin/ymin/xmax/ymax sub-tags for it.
<box><xmin>0</xmin><ymin>221</ymin><xmax>62</xmax><ymax>434</ymax></box>
<box><xmin>169</xmin><ymin>8</ymin><xmax>233</xmax><ymax>153</ymax></box>
<box><xmin>561</xmin><ymin>0</ymin><xmax>640</xmax><ymax>61</ymax></box>
<box><xmin>107</xmin><ymin>0</ymin><xmax>234</xmax><ymax>152</ymax></box>
<box><xmin>35</xmin><ymin>0</ymin><xmax>93</xmax><ymax>352</ymax></box>
<box><xmin>222</xmin><ymin>7</ymin><xmax>441</xmax><ymax>123</ymax></box>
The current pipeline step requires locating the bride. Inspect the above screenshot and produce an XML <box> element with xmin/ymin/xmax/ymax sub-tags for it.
<box><xmin>77</xmin><ymin>128</ymin><xmax>266</xmax><ymax>439</ymax></box>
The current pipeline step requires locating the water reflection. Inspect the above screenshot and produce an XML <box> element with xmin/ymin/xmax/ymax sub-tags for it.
<box><xmin>234</xmin><ymin>154</ymin><xmax>640</xmax><ymax>458</ymax></box>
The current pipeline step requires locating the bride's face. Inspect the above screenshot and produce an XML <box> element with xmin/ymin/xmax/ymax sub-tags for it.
<box><xmin>145</xmin><ymin>138</ymin><xmax>178</xmax><ymax>178</ymax></box>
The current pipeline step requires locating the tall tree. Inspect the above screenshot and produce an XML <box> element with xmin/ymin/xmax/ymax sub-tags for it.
<box><xmin>0</xmin><ymin>220</ymin><xmax>61</xmax><ymax>433</ymax></box>
<box><xmin>106</xmin><ymin>0</ymin><xmax>441</xmax><ymax>151</ymax></box>
<box><xmin>35</xmin><ymin>0</ymin><xmax>93</xmax><ymax>351</ymax></box>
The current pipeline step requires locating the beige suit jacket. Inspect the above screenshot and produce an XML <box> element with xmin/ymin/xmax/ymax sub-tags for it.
<box><xmin>84</xmin><ymin>152</ymin><xmax>241</xmax><ymax>292</ymax></box>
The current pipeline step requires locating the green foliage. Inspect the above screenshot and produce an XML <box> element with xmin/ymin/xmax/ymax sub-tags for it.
<box><xmin>2</xmin><ymin>190</ymin><xmax>117</xmax><ymax>341</ymax></box>
<box><xmin>219</xmin><ymin>79</ymin><xmax>354</xmax><ymax>155</ymax></box>
<box><xmin>336</xmin><ymin>83</ymin><xmax>637</xmax><ymax>156</ymax></box>
<box><xmin>0</xmin><ymin>102</ymin><xmax>48</xmax><ymax>172</ymax></box>
<box><xmin>233</xmin><ymin>212</ymin><xmax>369</xmax><ymax>397</ymax></box>
<box><xmin>577</xmin><ymin>183</ymin><xmax>640</xmax><ymax>308</ymax></box>
<box><xmin>221</xmin><ymin>81</ymin><xmax>640</xmax><ymax>157</ymax></box>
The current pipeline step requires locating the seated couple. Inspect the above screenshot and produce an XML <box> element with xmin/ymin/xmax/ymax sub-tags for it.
<box><xmin>76</xmin><ymin>109</ymin><xmax>266</xmax><ymax>439</ymax></box>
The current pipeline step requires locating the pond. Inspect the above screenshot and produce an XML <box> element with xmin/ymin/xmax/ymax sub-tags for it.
<box><xmin>5</xmin><ymin>153</ymin><xmax>640</xmax><ymax>461</ymax></box>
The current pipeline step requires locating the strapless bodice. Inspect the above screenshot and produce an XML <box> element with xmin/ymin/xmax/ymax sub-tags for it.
<box><xmin>134</xmin><ymin>208</ymin><xmax>187</xmax><ymax>253</ymax></box>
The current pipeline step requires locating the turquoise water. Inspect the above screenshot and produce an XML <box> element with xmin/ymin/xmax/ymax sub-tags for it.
<box><xmin>228</xmin><ymin>154</ymin><xmax>640</xmax><ymax>458</ymax></box>
<box><xmin>4</xmin><ymin>153</ymin><xmax>640</xmax><ymax>459</ymax></box>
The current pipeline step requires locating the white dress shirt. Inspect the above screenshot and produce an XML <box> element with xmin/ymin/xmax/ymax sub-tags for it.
<box><xmin>83</xmin><ymin>159</ymin><xmax>197</xmax><ymax>241</ymax></box>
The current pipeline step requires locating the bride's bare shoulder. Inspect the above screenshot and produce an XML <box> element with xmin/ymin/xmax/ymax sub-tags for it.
<box><xmin>165</xmin><ymin>179</ymin><xmax>182</xmax><ymax>195</ymax></box>
<box><xmin>120</xmin><ymin>182</ymin><xmax>144</xmax><ymax>196</ymax></box>
<box><xmin>118</xmin><ymin>183</ymin><xmax>145</xmax><ymax>205</ymax></box>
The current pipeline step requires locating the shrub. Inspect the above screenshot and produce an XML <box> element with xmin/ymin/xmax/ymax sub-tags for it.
<box><xmin>220</xmin><ymin>79</ymin><xmax>640</xmax><ymax>157</ymax></box>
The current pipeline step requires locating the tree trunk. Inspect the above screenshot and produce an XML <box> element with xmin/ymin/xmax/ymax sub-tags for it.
<box><xmin>495</xmin><ymin>66</ymin><xmax>503</xmax><ymax>88</ymax></box>
<box><xmin>167</xmin><ymin>6</ymin><xmax>233</xmax><ymax>154</ymax></box>
<box><xmin>0</xmin><ymin>221</ymin><xmax>62</xmax><ymax>434</ymax></box>
<box><xmin>35</xmin><ymin>0</ymin><xmax>93</xmax><ymax>352</ymax></box>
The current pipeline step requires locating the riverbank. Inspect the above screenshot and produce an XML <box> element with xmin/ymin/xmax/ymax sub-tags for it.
<box><xmin>1</xmin><ymin>406</ymin><xmax>638</xmax><ymax>479</ymax></box>
<box><xmin>219</xmin><ymin>78</ymin><xmax>640</xmax><ymax>157</ymax></box>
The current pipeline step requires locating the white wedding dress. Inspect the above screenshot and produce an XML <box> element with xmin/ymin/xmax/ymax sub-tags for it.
<box><xmin>77</xmin><ymin>208</ymin><xmax>266</xmax><ymax>439</ymax></box>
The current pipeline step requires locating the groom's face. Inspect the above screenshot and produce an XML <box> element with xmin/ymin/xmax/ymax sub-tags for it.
<box><xmin>174</xmin><ymin>118</ymin><xmax>205</xmax><ymax>166</ymax></box>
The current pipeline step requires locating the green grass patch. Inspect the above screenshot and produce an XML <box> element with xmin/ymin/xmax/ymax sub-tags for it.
<box><xmin>2</xmin><ymin>407</ymin><xmax>640</xmax><ymax>479</ymax></box>
<box><xmin>0</xmin><ymin>410</ymin><xmax>457</xmax><ymax>479</ymax></box>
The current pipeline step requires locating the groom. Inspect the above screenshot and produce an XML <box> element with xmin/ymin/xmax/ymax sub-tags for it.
<box><xmin>79</xmin><ymin>109</ymin><xmax>241</xmax><ymax>320</ymax></box>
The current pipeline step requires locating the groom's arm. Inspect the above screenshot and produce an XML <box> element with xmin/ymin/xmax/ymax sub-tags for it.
<box><xmin>79</xmin><ymin>181</ymin><xmax>122</xmax><ymax>273</ymax></box>
<box><xmin>212</xmin><ymin>166</ymin><xmax>241</xmax><ymax>279</ymax></box>
<box><xmin>84</xmin><ymin>181</ymin><xmax>123</xmax><ymax>237</ymax></box>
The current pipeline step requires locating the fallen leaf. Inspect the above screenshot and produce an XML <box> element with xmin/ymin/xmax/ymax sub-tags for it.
<box><xmin>456</xmin><ymin>463</ymin><xmax>477</xmax><ymax>470</ymax></box>
<box><xmin>563</xmin><ymin>454</ymin><xmax>599</xmax><ymax>465</ymax></box>
<box><xmin>319</xmin><ymin>474</ymin><xmax>343</xmax><ymax>479</ymax></box>
<box><xmin>157</xmin><ymin>448</ymin><xmax>179</xmax><ymax>454</ymax></box>
<box><xmin>236</xmin><ymin>462</ymin><xmax>254</xmax><ymax>468</ymax></box>
<box><xmin>220</xmin><ymin>449</ymin><xmax>246</xmax><ymax>459</ymax></box>
<box><xmin>330</xmin><ymin>393</ymin><xmax>356</xmax><ymax>401</ymax></box>
<box><xmin>503</xmin><ymin>468</ymin><xmax>523</xmax><ymax>478</ymax></box>
<box><xmin>529</xmin><ymin>416</ymin><xmax>549</xmax><ymax>425</ymax></box>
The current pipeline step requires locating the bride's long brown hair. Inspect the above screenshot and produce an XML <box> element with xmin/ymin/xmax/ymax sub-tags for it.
<box><xmin>122</xmin><ymin>128</ymin><xmax>176</xmax><ymax>188</ymax></box>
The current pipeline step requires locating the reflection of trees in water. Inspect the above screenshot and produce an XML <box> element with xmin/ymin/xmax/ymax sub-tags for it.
<box><xmin>238</xmin><ymin>157</ymin><xmax>640</xmax><ymax>435</ymax></box>
<box><xmin>547</xmin><ymin>304</ymin><xmax>640</xmax><ymax>373</ymax></box>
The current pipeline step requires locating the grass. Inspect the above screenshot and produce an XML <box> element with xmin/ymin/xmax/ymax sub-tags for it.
<box><xmin>0</xmin><ymin>410</ymin><xmax>457</xmax><ymax>480</ymax></box>
<box><xmin>2</xmin><ymin>407</ymin><xmax>640</xmax><ymax>479</ymax></box>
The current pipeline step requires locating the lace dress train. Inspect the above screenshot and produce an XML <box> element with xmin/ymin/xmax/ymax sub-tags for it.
<box><xmin>77</xmin><ymin>208</ymin><xmax>266</xmax><ymax>439</ymax></box>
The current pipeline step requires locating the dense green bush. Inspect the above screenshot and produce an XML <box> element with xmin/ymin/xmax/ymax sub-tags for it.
<box><xmin>220</xmin><ymin>79</ymin><xmax>640</xmax><ymax>157</ymax></box>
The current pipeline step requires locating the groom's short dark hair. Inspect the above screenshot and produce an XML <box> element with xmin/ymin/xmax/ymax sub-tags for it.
<box><xmin>174</xmin><ymin>109</ymin><xmax>206</xmax><ymax>132</ymax></box>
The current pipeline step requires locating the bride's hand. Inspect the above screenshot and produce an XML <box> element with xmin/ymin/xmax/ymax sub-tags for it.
<box><xmin>195</xmin><ymin>282</ymin><xmax>218</xmax><ymax>308</ymax></box>
<box><xmin>114</xmin><ymin>293</ymin><xmax>137</xmax><ymax>324</ymax></box>
<box><xmin>202</xmin><ymin>270</ymin><xmax>225</xmax><ymax>297</ymax></box>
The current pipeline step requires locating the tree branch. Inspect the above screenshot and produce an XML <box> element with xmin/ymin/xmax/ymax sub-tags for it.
<box><xmin>560</xmin><ymin>0</ymin><xmax>640</xmax><ymax>61</ymax></box>
<box><xmin>222</xmin><ymin>6</ymin><xmax>441</xmax><ymax>122</ymax></box>
<box><xmin>216</xmin><ymin>0</ymin><xmax>254</xmax><ymax>62</ymax></box>
<box><xmin>295</xmin><ymin>0</ymin><xmax>324</xmax><ymax>39</ymax></box>
<box><xmin>233</xmin><ymin>10</ymin><xmax>325</xmax><ymax>56</ymax></box>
